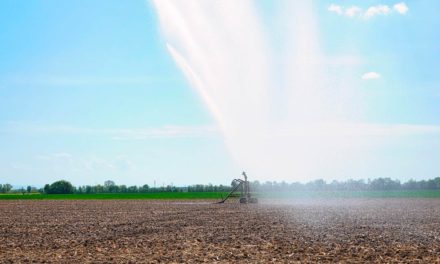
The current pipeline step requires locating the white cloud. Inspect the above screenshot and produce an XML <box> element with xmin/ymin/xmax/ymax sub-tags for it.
<box><xmin>328</xmin><ymin>4</ymin><xmax>343</xmax><ymax>15</ymax></box>
<box><xmin>362</xmin><ymin>72</ymin><xmax>381</xmax><ymax>80</ymax></box>
<box><xmin>328</xmin><ymin>3</ymin><xmax>408</xmax><ymax>19</ymax></box>
<box><xmin>345</xmin><ymin>6</ymin><xmax>362</xmax><ymax>17</ymax></box>
<box><xmin>394</xmin><ymin>2</ymin><xmax>409</xmax><ymax>14</ymax></box>
<box><xmin>365</xmin><ymin>5</ymin><xmax>392</xmax><ymax>18</ymax></box>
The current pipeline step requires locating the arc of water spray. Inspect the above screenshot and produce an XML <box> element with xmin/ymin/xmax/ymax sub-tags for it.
<box><xmin>166</xmin><ymin>43</ymin><xmax>225</xmax><ymax>132</ymax></box>
<box><xmin>152</xmin><ymin>0</ymin><xmax>367</xmax><ymax>181</ymax></box>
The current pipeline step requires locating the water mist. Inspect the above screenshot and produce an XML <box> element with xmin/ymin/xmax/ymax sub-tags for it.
<box><xmin>152</xmin><ymin>0</ymin><xmax>380</xmax><ymax>182</ymax></box>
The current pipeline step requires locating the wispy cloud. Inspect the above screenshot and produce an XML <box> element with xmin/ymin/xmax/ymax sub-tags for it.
<box><xmin>328</xmin><ymin>4</ymin><xmax>343</xmax><ymax>15</ymax></box>
<box><xmin>34</xmin><ymin>153</ymin><xmax>134</xmax><ymax>173</ymax></box>
<box><xmin>345</xmin><ymin>6</ymin><xmax>362</xmax><ymax>18</ymax></box>
<box><xmin>362</xmin><ymin>72</ymin><xmax>381</xmax><ymax>80</ymax></box>
<box><xmin>3</xmin><ymin>121</ymin><xmax>440</xmax><ymax>140</ymax></box>
<box><xmin>278</xmin><ymin>123</ymin><xmax>440</xmax><ymax>137</ymax></box>
<box><xmin>365</xmin><ymin>5</ymin><xmax>392</xmax><ymax>19</ymax></box>
<box><xmin>109</xmin><ymin>125</ymin><xmax>218</xmax><ymax>140</ymax></box>
<box><xmin>1</xmin><ymin>122</ymin><xmax>218</xmax><ymax>140</ymax></box>
<box><xmin>36</xmin><ymin>152</ymin><xmax>73</xmax><ymax>161</ymax></box>
<box><xmin>5</xmin><ymin>75</ymin><xmax>161</xmax><ymax>87</ymax></box>
<box><xmin>328</xmin><ymin>2</ymin><xmax>409</xmax><ymax>19</ymax></box>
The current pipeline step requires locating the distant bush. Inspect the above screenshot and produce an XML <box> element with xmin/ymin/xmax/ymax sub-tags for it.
<box><xmin>44</xmin><ymin>180</ymin><xmax>74</xmax><ymax>194</ymax></box>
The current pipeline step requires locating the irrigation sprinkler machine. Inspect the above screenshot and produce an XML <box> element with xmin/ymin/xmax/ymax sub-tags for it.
<box><xmin>218</xmin><ymin>171</ymin><xmax>258</xmax><ymax>204</ymax></box>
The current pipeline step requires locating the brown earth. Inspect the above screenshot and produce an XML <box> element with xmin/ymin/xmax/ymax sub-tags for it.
<box><xmin>1</xmin><ymin>199</ymin><xmax>440</xmax><ymax>263</ymax></box>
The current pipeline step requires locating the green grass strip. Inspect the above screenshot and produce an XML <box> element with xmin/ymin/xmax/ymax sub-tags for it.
<box><xmin>1</xmin><ymin>190</ymin><xmax>440</xmax><ymax>200</ymax></box>
<box><xmin>0</xmin><ymin>192</ymin><xmax>229</xmax><ymax>200</ymax></box>
<box><xmin>256</xmin><ymin>190</ymin><xmax>440</xmax><ymax>199</ymax></box>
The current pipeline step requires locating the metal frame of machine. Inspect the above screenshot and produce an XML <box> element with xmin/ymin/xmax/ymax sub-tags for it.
<box><xmin>218</xmin><ymin>171</ymin><xmax>258</xmax><ymax>204</ymax></box>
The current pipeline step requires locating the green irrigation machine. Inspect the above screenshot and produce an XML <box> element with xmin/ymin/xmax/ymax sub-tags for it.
<box><xmin>218</xmin><ymin>171</ymin><xmax>258</xmax><ymax>204</ymax></box>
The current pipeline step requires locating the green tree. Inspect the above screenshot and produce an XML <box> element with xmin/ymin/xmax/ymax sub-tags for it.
<box><xmin>140</xmin><ymin>184</ymin><xmax>149</xmax><ymax>193</ymax></box>
<box><xmin>104</xmin><ymin>180</ymin><xmax>115</xmax><ymax>192</ymax></box>
<box><xmin>108</xmin><ymin>185</ymin><xmax>119</xmax><ymax>193</ymax></box>
<box><xmin>6</xmin><ymin>184</ymin><xmax>12</xmax><ymax>193</ymax></box>
<box><xmin>127</xmin><ymin>185</ymin><xmax>138</xmax><ymax>193</ymax></box>
<box><xmin>119</xmin><ymin>185</ymin><xmax>127</xmax><ymax>193</ymax></box>
<box><xmin>85</xmin><ymin>185</ymin><xmax>93</xmax><ymax>194</ymax></box>
<box><xmin>46</xmin><ymin>180</ymin><xmax>74</xmax><ymax>194</ymax></box>
<box><xmin>43</xmin><ymin>184</ymin><xmax>50</xmax><ymax>194</ymax></box>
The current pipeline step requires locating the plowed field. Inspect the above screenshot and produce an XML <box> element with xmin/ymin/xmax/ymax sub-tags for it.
<box><xmin>1</xmin><ymin>199</ymin><xmax>439</xmax><ymax>263</ymax></box>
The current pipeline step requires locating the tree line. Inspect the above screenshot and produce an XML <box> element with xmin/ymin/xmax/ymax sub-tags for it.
<box><xmin>251</xmin><ymin>177</ymin><xmax>440</xmax><ymax>192</ymax></box>
<box><xmin>1</xmin><ymin>177</ymin><xmax>440</xmax><ymax>194</ymax></box>
<box><xmin>39</xmin><ymin>180</ymin><xmax>232</xmax><ymax>194</ymax></box>
<box><xmin>72</xmin><ymin>180</ymin><xmax>232</xmax><ymax>194</ymax></box>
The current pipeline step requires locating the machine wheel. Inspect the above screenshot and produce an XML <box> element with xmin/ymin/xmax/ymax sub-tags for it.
<box><xmin>239</xmin><ymin>197</ymin><xmax>248</xmax><ymax>204</ymax></box>
<box><xmin>249</xmin><ymin>198</ymin><xmax>258</xmax><ymax>204</ymax></box>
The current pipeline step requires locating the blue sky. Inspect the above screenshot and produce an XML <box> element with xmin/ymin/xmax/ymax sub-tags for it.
<box><xmin>0</xmin><ymin>0</ymin><xmax>439</xmax><ymax>186</ymax></box>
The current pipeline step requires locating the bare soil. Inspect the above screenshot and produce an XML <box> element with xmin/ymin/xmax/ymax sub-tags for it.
<box><xmin>1</xmin><ymin>199</ymin><xmax>440</xmax><ymax>263</ymax></box>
